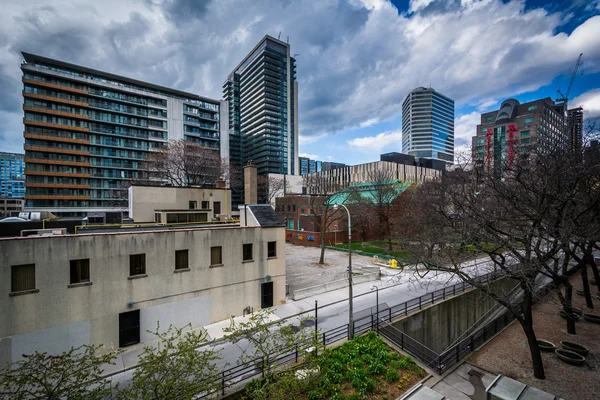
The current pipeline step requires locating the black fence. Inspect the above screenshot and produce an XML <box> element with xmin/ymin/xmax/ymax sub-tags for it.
<box><xmin>192</xmin><ymin>276</ymin><xmax>482</xmax><ymax>397</ymax></box>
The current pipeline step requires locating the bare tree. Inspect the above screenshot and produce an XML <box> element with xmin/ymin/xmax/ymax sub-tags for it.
<box><xmin>366</xmin><ymin>169</ymin><xmax>400</xmax><ymax>251</ymax></box>
<box><xmin>303</xmin><ymin>174</ymin><xmax>343</xmax><ymax>264</ymax></box>
<box><xmin>402</xmin><ymin>139</ymin><xmax>596</xmax><ymax>379</ymax></box>
<box><xmin>258</xmin><ymin>175</ymin><xmax>291</xmax><ymax>206</ymax></box>
<box><xmin>143</xmin><ymin>140</ymin><xmax>223</xmax><ymax>187</ymax></box>
<box><xmin>347</xmin><ymin>186</ymin><xmax>376</xmax><ymax>242</ymax></box>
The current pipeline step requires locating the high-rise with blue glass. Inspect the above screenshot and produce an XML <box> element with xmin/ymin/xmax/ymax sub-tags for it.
<box><xmin>21</xmin><ymin>52</ymin><xmax>227</xmax><ymax>215</ymax></box>
<box><xmin>0</xmin><ymin>152</ymin><xmax>25</xmax><ymax>198</ymax></box>
<box><xmin>402</xmin><ymin>87</ymin><xmax>454</xmax><ymax>163</ymax></box>
<box><xmin>223</xmin><ymin>35</ymin><xmax>299</xmax><ymax>205</ymax></box>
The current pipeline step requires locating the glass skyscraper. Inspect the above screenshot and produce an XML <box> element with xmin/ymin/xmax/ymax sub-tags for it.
<box><xmin>402</xmin><ymin>87</ymin><xmax>454</xmax><ymax>163</ymax></box>
<box><xmin>0</xmin><ymin>152</ymin><xmax>25</xmax><ymax>198</ymax></box>
<box><xmin>223</xmin><ymin>35</ymin><xmax>299</xmax><ymax>205</ymax></box>
<box><xmin>21</xmin><ymin>52</ymin><xmax>226</xmax><ymax>215</ymax></box>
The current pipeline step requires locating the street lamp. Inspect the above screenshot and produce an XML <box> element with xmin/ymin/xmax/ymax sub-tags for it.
<box><xmin>334</xmin><ymin>203</ymin><xmax>353</xmax><ymax>340</ymax></box>
<box><xmin>371</xmin><ymin>285</ymin><xmax>379</xmax><ymax>333</ymax></box>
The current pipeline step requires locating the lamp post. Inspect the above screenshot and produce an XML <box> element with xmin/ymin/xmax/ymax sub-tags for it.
<box><xmin>335</xmin><ymin>203</ymin><xmax>353</xmax><ymax>340</ymax></box>
<box><xmin>371</xmin><ymin>285</ymin><xmax>379</xmax><ymax>333</ymax></box>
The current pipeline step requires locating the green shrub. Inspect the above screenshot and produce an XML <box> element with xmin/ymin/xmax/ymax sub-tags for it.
<box><xmin>385</xmin><ymin>369</ymin><xmax>400</xmax><ymax>383</ymax></box>
<box><xmin>367</xmin><ymin>361</ymin><xmax>386</xmax><ymax>376</ymax></box>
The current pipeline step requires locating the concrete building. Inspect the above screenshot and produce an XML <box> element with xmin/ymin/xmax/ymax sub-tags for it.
<box><xmin>0</xmin><ymin>198</ymin><xmax>25</xmax><ymax>218</ymax></box>
<box><xmin>402</xmin><ymin>87</ymin><xmax>455</xmax><ymax>163</ymax></box>
<box><xmin>223</xmin><ymin>35</ymin><xmax>299</xmax><ymax>207</ymax></box>
<box><xmin>0</xmin><ymin>152</ymin><xmax>25</xmax><ymax>199</ymax></box>
<box><xmin>0</xmin><ymin>204</ymin><xmax>285</xmax><ymax>365</ymax></box>
<box><xmin>21</xmin><ymin>52</ymin><xmax>228</xmax><ymax>216</ymax></box>
<box><xmin>128</xmin><ymin>184</ymin><xmax>232</xmax><ymax>223</ymax></box>
<box><xmin>305</xmin><ymin>161</ymin><xmax>441</xmax><ymax>194</ymax></box>
<box><xmin>472</xmin><ymin>97</ymin><xmax>567</xmax><ymax>175</ymax></box>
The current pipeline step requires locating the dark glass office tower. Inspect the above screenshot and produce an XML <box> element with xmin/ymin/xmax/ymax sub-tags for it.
<box><xmin>223</xmin><ymin>35</ymin><xmax>299</xmax><ymax>206</ymax></box>
<box><xmin>402</xmin><ymin>87</ymin><xmax>455</xmax><ymax>163</ymax></box>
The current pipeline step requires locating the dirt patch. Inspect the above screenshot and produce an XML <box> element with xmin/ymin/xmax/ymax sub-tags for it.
<box><xmin>469</xmin><ymin>265</ymin><xmax>600</xmax><ymax>400</ymax></box>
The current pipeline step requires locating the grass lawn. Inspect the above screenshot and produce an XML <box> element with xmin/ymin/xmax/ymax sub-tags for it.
<box><xmin>332</xmin><ymin>240</ymin><xmax>414</xmax><ymax>260</ymax></box>
<box><xmin>238</xmin><ymin>331</ymin><xmax>426</xmax><ymax>400</ymax></box>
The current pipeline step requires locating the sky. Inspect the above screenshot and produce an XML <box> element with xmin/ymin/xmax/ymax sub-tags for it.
<box><xmin>0</xmin><ymin>0</ymin><xmax>599</xmax><ymax>165</ymax></box>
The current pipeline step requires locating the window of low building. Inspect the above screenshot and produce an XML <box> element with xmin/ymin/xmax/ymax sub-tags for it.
<box><xmin>11</xmin><ymin>264</ymin><xmax>36</xmax><ymax>293</ymax></box>
<box><xmin>70</xmin><ymin>259</ymin><xmax>90</xmax><ymax>284</ymax></box>
<box><xmin>175</xmin><ymin>250</ymin><xmax>189</xmax><ymax>270</ymax></box>
<box><xmin>201</xmin><ymin>201</ymin><xmax>209</xmax><ymax>209</ymax></box>
<box><xmin>130</xmin><ymin>254</ymin><xmax>146</xmax><ymax>276</ymax></box>
<box><xmin>214</xmin><ymin>201</ymin><xmax>221</xmax><ymax>215</ymax></box>
<box><xmin>243</xmin><ymin>243</ymin><xmax>253</xmax><ymax>261</ymax></box>
<box><xmin>189</xmin><ymin>201</ymin><xmax>197</xmax><ymax>210</ymax></box>
<box><xmin>211</xmin><ymin>246</ymin><xmax>222</xmax><ymax>266</ymax></box>
<box><xmin>268</xmin><ymin>241</ymin><xmax>277</xmax><ymax>258</ymax></box>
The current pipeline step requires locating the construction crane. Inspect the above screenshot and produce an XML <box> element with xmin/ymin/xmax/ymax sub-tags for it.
<box><xmin>556</xmin><ymin>53</ymin><xmax>583</xmax><ymax>111</ymax></box>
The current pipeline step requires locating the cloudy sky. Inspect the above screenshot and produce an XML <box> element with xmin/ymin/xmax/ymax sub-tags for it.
<box><xmin>1</xmin><ymin>0</ymin><xmax>599</xmax><ymax>165</ymax></box>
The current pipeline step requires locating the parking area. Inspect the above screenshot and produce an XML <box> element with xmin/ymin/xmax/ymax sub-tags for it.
<box><xmin>285</xmin><ymin>243</ymin><xmax>377</xmax><ymax>293</ymax></box>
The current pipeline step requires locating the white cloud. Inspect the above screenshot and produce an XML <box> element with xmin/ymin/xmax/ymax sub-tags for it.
<box><xmin>571</xmin><ymin>88</ymin><xmax>600</xmax><ymax>118</ymax></box>
<box><xmin>453</xmin><ymin>112</ymin><xmax>480</xmax><ymax>155</ymax></box>
<box><xmin>347</xmin><ymin>130</ymin><xmax>402</xmax><ymax>153</ymax></box>
<box><xmin>1</xmin><ymin>1</ymin><xmax>600</xmax><ymax>153</ymax></box>
<box><xmin>298</xmin><ymin>152</ymin><xmax>320</xmax><ymax>160</ymax></box>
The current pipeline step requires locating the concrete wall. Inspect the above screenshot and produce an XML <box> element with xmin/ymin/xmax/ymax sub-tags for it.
<box><xmin>0</xmin><ymin>224</ymin><xmax>285</xmax><ymax>365</ymax></box>
<box><xmin>129</xmin><ymin>186</ymin><xmax>231</xmax><ymax>222</ymax></box>
<box><xmin>391</xmin><ymin>279</ymin><xmax>515</xmax><ymax>353</ymax></box>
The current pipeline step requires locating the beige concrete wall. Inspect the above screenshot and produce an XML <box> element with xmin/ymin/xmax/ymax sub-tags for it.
<box><xmin>0</xmin><ymin>224</ymin><xmax>285</xmax><ymax>364</ymax></box>
<box><xmin>128</xmin><ymin>186</ymin><xmax>231</xmax><ymax>222</ymax></box>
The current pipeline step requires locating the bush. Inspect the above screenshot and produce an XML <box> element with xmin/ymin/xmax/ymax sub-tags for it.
<box><xmin>385</xmin><ymin>368</ymin><xmax>400</xmax><ymax>383</ymax></box>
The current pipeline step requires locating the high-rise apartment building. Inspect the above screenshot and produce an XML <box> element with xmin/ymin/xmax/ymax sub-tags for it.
<box><xmin>472</xmin><ymin>97</ymin><xmax>567</xmax><ymax>176</ymax></box>
<box><xmin>0</xmin><ymin>152</ymin><xmax>25</xmax><ymax>199</ymax></box>
<box><xmin>223</xmin><ymin>35</ymin><xmax>299</xmax><ymax>205</ymax></box>
<box><xmin>402</xmin><ymin>87</ymin><xmax>455</xmax><ymax>163</ymax></box>
<box><xmin>21</xmin><ymin>52</ymin><xmax>227</xmax><ymax>215</ymax></box>
<box><xmin>567</xmin><ymin>107</ymin><xmax>584</xmax><ymax>153</ymax></box>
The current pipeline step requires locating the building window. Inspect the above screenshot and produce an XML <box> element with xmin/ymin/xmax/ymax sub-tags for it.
<box><xmin>211</xmin><ymin>246</ymin><xmax>222</xmax><ymax>266</ymax></box>
<box><xmin>130</xmin><ymin>254</ymin><xmax>146</xmax><ymax>276</ymax></box>
<box><xmin>154</xmin><ymin>213</ymin><xmax>161</xmax><ymax>223</ymax></box>
<box><xmin>268</xmin><ymin>241</ymin><xmax>277</xmax><ymax>258</ymax></box>
<box><xmin>480</xmin><ymin>127</ymin><xmax>487</xmax><ymax>132</ymax></box>
<box><xmin>11</xmin><ymin>264</ymin><xmax>36</xmax><ymax>293</ymax></box>
<box><xmin>485</xmin><ymin>116</ymin><xmax>493</xmax><ymax>121</ymax></box>
<box><xmin>214</xmin><ymin>201</ymin><xmax>221</xmax><ymax>215</ymax></box>
<box><xmin>201</xmin><ymin>201</ymin><xmax>209</xmax><ymax>209</ymax></box>
<box><xmin>524</xmin><ymin>118</ymin><xmax>534</xmax><ymax>124</ymax></box>
<box><xmin>521</xmin><ymin>130</ymin><xmax>529</xmax><ymax>136</ymax></box>
<box><xmin>189</xmin><ymin>201</ymin><xmax>197</xmax><ymax>210</ymax></box>
<box><xmin>287</xmin><ymin>218</ymin><xmax>294</xmax><ymax>230</ymax></box>
<box><xmin>528</xmin><ymin>105</ymin><xmax>537</xmax><ymax>111</ymax></box>
<box><xmin>521</xmin><ymin>138</ymin><xmax>530</xmax><ymax>144</ymax></box>
<box><xmin>175</xmin><ymin>250</ymin><xmax>189</xmax><ymax>270</ymax></box>
<box><xmin>70</xmin><ymin>259</ymin><xmax>90</xmax><ymax>284</ymax></box>
<box><xmin>243</xmin><ymin>244</ymin><xmax>253</xmax><ymax>261</ymax></box>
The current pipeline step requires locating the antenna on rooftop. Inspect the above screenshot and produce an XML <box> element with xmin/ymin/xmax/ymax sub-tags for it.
<box><xmin>278</xmin><ymin>32</ymin><xmax>281</xmax><ymax>40</ymax></box>
<box><xmin>287</xmin><ymin>36</ymin><xmax>289</xmax><ymax>44</ymax></box>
